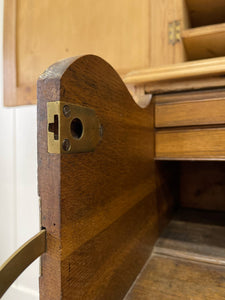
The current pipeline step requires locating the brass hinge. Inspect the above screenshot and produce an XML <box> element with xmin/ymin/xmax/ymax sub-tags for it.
<box><xmin>168</xmin><ymin>20</ymin><xmax>181</xmax><ymax>45</ymax></box>
<box><xmin>47</xmin><ymin>102</ymin><xmax>102</xmax><ymax>154</ymax></box>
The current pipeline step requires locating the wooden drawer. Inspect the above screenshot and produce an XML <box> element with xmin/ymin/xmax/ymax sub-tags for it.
<box><xmin>155</xmin><ymin>89</ymin><xmax>225</xmax><ymax>128</ymax></box>
<box><xmin>155</xmin><ymin>128</ymin><xmax>225</xmax><ymax>159</ymax></box>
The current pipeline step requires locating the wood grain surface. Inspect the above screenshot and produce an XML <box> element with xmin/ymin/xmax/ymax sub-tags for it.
<box><xmin>185</xmin><ymin>0</ymin><xmax>225</xmax><ymax>27</ymax></box>
<box><xmin>182</xmin><ymin>23</ymin><xmax>225</xmax><ymax>60</ymax></box>
<box><xmin>4</xmin><ymin>0</ymin><xmax>150</xmax><ymax>106</ymax></box>
<box><xmin>123</xmin><ymin>57</ymin><xmax>225</xmax><ymax>86</ymax></box>
<box><xmin>155</xmin><ymin>161</ymin><xmax>179</xmax><ymax>230</ymax></box>
<box><xmin>126</xmin><ymin>208</ymin><xmax>225</xmax><ymax>299</ymax></box>
<box><xmin>125</xmin><ymin>254</ymin><xmax>225</xmax><ymax>300</ymax></box>
<box><xmin>124</xmin><ymin>56</ymin><xmax>225</xmax><ymax>101</ymax></box>
<box><xmin>155</xmin><ymin>208</ymin><xmax>225</xmax><ymax>264</ymax></box>
<box><xmin>180</xmin><ymin>162</ymin><xmax>225</xmax><ymax>211</ymax></box>
<box><xmin>155</xmin><ymin>127</ymin><xmax>225</xmax><ymax>160</ymax></box>
<box><xmin>3</xmin><ymin>0</ymin><xmax>17</xmax><ymax>106</ymax></box>
<box><xmin>155</xmin><ymin>89</ymin><xmax>225</xmax><ymax>128</ymax></box>
<box><xmin>149</xmin><ymin>0</ymin><xmax>189</xmax><ymax>68</ymax></box>
<box><xmin>37</xmin><ymin>55</ymin><xmax>159</xmax><ymax>299</ymax></box>
<box><xmin>145</xmin><ymin>75</ymin><xmax>225</xmax><ymax>95</ymax></box>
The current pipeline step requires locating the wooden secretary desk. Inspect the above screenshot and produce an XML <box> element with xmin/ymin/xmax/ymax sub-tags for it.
<box><xmin>37</xmin><ymin>55</ymin><xmax>225</xmax><ymax>299</ymax></box>
<box><xmin>2</xmin><ymin>54</ymin><xmax>225</xmax><ymax>299</ymax></box>
<box><xmin>2</xmin><ymin>0</ymin><xmax>225</xmax><ymax>299</ymax></box>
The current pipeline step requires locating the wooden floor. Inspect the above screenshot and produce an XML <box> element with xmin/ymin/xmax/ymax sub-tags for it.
<box><xmin>125</xmin><ymin>209</ymin><xmax>225</xmax><ymax>299</ymax></box>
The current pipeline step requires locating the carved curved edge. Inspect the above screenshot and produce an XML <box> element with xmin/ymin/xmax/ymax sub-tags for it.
<box><xmin>38</xmin><ymin>55</ymin><xmax>152</xmax><ymax>108</ymax></box>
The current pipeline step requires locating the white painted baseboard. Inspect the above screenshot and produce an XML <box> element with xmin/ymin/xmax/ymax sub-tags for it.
<box><xmin>3</xmin><ymin>284</ymin><xmax>39</xmax><ymax>300</ymax></box>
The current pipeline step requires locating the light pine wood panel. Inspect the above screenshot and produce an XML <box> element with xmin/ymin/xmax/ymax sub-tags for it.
<box><xmin>38</xmin><ymin>55</ymin><xmax>159</xmax><ymax>299</ymax></box>
<box><xmin>123</xmin><ymin>56</ymin><xmax>225</xmax><ymax>85</ymax></box>
<box><xmin>145</xmin><ymin>75</ymin><xmax>225</xmax><ymax>94</ymax></box>
<box><xmin>3</xmin><ymin>0</ymin><xmax>17</xmax><ymax>107</ymax></box>
<box><xmin>186</xmin><ymin>0</ymin><xmax>225</xmax><ymax>27</ymax></box>
<box><xmin>155</xmin><ymin>89</ymin><xmax>225</xmax><ymax>128</ymax></box>
<box><xmin>182</xmin><ymin>23</ymin><xmax>225</xmax><ymax>60</ymax></box>
<box><xmin>124</xmin><ymin>57</ymin><xmax>225</xmax><ymax>100</ymax></box>
<box><xmin>155</xmin><ymin>128</ymin><xmax>225</xmax><ymax>160</ymax></box>
<box><xmin>4</xmin><ymin>0</ymin><xmax>150</xmax><ymax>106</ymax></box>
<box><xmin>149</xmin><ymin>0</ymin><xmax>189</xmax><ymax>68</ymax></box>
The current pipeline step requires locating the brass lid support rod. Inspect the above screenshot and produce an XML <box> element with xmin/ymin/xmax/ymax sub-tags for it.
<box><xmin>0</xmin><ymin>229</ymin><xmax>46</xmax><ymax>298</ymax></box>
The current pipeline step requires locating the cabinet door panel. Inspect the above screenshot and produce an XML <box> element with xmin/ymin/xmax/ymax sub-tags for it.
<box><xmin>4</xmin><ymin>0</ymin><xmax>150</xmax><ymax>106</ymax></box>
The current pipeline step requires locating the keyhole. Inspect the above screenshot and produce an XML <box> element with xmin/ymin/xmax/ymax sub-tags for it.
<box><xmin>48</xmin><ymin>115</ymin><xmax>59</xmax><ymax>140</ymax></box>
<box><xmin>70</xmin><ymin>118</ymin><xmax>83</xmax><ymax>139</ymax></box>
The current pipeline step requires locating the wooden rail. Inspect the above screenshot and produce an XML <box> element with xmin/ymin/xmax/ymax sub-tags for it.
<box><xmin>123</xmin><ymin>57</ymin><xmax>225</xmax><ymax>85</ymax></box>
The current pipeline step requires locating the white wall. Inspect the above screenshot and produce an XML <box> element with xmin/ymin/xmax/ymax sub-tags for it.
<box><xmin>0</xmin><ymin>0</ymin><xmax>40</xmax><ymax>299</ymax></box>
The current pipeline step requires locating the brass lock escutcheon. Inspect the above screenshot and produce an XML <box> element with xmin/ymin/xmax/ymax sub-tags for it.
<box><xmin>47</xmin><ymin>102</ymin><xmax>102</xmax><ymax>154</ymax></box>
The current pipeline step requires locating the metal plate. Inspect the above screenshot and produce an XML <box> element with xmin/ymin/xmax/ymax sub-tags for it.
<box><xmin>47</xmin><ymin>102</ymin><xmax>101</xmax><ymax>154</ymax></box>
<box><xmin>0</xmin><ymin>229</ymin><xmax>46</xmax><ymax>298</ymax></box>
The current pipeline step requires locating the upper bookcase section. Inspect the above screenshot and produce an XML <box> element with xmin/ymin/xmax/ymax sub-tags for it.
<box><xmin>3</xmin><ymin>0</ymin><xmax>225</xmax><ymax>106</ymax></box>
<box><xmin>185</xmin><ymin>0</ymin><xmax>225</xmax><ymax>27</ymax></box>
<box><xmin>3</xmin><ymin>0</ymin><xmax>151</xmax><ymax>106</ymax></box>
<box><xmin>182</xmin><ymin>0</ymin><xmax>225</xmax><ymax>61</ymax></box>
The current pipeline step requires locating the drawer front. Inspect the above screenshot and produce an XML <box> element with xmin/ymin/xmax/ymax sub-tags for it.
<box><xmin>155</xmin><ymin>128</ymin><xmax>225</xmax><ymax>159</ymax></box>
<box><xmin>155</xmin><ymin>90</ymin><xmax>225</xmax><ymax>128</ymax></box>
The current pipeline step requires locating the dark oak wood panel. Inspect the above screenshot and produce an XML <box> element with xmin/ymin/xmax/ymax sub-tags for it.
<box><xmin>155</xmin><ymin>208</ymin><xmax>225</xmax><ymax>264</ymax></box>
<box><xmin>126</xmin><ymin>209</ymin><xmax>225</xmax><ymax>299</ymax></box>
<box><xmin>125</xmin><ymin>254</ymin><xmax>225</xmax><ymax>300</ymax></box>
<box><xmin>155</xmin><ymin>89</ymin><xmax>225</xmax><ymax>128</ymax></box>
<box><xmin>180</xmin><ymin>162</ymin><xmax>225</xmax><ymax>211</ymax></box>
<box><xmin>155</xmin><ymin>161</ymin><xmax>179</xmax><ymax>230</ymax></box>
<box><xmin>37</xmin><ymin>55</ymin><xmax>160</xmax><ymax>299</ymax></box>
<box><xmin>155</xmin><ymin>127</ymin><xmax>225</xmax><ymax>160</ymax></box>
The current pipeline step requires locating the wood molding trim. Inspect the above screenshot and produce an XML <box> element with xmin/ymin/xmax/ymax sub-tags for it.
<box><xmin>123</xmin><ymin>57</ymin><xmax>225</xmax><ymax>94</ymax></box>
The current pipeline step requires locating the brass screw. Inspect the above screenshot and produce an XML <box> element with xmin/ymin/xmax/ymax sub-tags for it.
<box><xmin>62</xmin><ymin>139</ymin><xmax>71</xmax><ymax>151</ymax></box>
<box><xmin>63</xmin><ymin>105</ymin><xmax>71</xmax><ymax>118</ymax></box>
